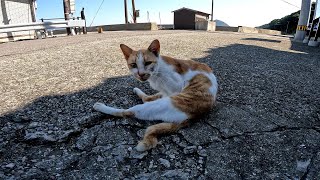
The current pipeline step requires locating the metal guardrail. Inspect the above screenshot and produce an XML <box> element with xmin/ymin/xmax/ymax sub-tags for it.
<box><xmin>0</xmin><ymin>20</ymin><xmax>85</xmax><ymax>33</ymax></box>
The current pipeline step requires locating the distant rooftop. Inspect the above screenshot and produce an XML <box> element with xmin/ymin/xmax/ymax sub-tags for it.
<box><xmin>172</xmin><ymin>7</ymin><xmax>211</xmax><ymax>16</ymax></box>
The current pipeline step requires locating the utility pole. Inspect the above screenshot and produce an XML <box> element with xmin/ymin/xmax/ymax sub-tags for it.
<box><xmin>211</xmin><ymin>0</ymin><xmax>214</xmax><ymax>21</ymax></box>
<box><xmin>30</xmin><ymin>0</ymin><xmax>36</xmax><ymax>22</ymax></box>
<box><xmin>124</xmin><ymin>0</ymin><xmax>128</xmax><ymax>24</ymax></box>
<box><xmin>63</xmin><ymin>0</ymin><xmax>71</xmax><ymax>35</ymax></box>
<box><xmin>132</xmin><ymin>0</ymin><xmax>136</xmax><ymax>23</ymax></box>
<box><xmin>294</xmin><ymin>0</ymin><xmax>311</xmax><ymax>41</ymax></box>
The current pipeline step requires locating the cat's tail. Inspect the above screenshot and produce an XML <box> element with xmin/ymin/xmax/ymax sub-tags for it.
<box><xmin>136</xmin><ymin>120</ymin><xmax>189</xmax><ymax>152</ymax></box>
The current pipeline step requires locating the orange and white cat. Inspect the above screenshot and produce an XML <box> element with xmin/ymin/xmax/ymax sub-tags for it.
<box><xmin>93</xmin><ymin>39</ymin><xmax>218</xmax><ymax>151</ymax></box>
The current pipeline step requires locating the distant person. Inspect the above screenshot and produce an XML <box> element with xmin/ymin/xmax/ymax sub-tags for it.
<box><xmin>81</xmin><ymin>8</ymin><xmax>85</xmax><ymax>20</ymax></box>
<box><xmin>80</xmin><ymin>8</ymin><xmax>87</xmax><ymax>34</ymax></box>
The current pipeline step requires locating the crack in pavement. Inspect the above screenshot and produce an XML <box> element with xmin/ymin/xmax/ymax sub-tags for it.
<box><xmin>204</xmin><ymin>120</ymin><xmax>320</xmax><ymax>140</ymax></box>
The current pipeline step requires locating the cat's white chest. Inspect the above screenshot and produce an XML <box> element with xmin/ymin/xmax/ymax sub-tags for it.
<box><xmin>148</xmin><ymin>71</ymin><xmax>184</xmax><ymax>96</ymax></box>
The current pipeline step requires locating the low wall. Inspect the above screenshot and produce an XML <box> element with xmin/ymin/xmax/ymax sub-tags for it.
<box><xmin>88</xmin><ymin>23</ymin><xmax>158</xmax><ymax>32</ymax></box>
<box><xmin>216</xmin><ymin>26</ymin><xmax>282</xmax><ymax>35</ymax></box>
<box><xmin>216</xmin><ymin>26</ymin><xmax>238</xmax><ymax>32</ymax></box>
<box><xmin>216</xmin><ymin>26</ymin><xmax>239</xmax><ymax>32</ymax></box>
<box><xmin>195</xmin><ymin>21</ymin><xmax>216</xmax><ymax>31</ymax></box>
<box><xmin>257</xmin><ymin>29</ymin><xmax>282</xmax><ymax>35</ymax></box>
<box><xmin>238</xmin><ymin>26</ymin><xmax>282</xmax><ymax>35</ymax></box>
<box><xmin>159</xmin><ymin>24</ymin><xmax>174</xmax><ymax>30</ymax></box>
<box><xmin>0</xmin><ymin>31</ymin><xmax>35</xmax><ymax>43</ymax></box>
<box><xmin>238</xmin><ymin>26</ymin><xmax>259</xmax><ymax>33</ymax></box>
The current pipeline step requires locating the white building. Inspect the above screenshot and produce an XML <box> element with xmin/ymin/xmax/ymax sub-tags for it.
<box><xmin>0</xmin><ymin>0</ymin><xmax>36</xmax><ymax>42</ymax></box>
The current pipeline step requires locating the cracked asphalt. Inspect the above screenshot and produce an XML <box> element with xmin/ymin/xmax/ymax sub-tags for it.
<box><xmin>0</xmin><ymin>30</ymin><xmax>319</xmax><ymax>179</ymax></box>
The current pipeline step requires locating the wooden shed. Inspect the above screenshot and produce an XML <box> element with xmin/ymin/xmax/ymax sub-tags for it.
<box><xmin>172</xmin><ymin>7</ymin><xmax>210</xmax><ymax>30</ymax></box>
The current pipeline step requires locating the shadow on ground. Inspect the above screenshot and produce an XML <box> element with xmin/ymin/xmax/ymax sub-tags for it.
<box><xmin>242</xmin><ymin>37</ymin><xmax>282</xmax><ymax>43</ymax></box>
<box><xmin>1</xmin><ymin>42</ymin><xmax>320</xmax><ymax>179</ymax></box>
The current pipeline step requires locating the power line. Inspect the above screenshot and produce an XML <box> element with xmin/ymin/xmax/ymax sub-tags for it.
<box><xmin>89</xmin><ymin>0</ymin><xmax>105</xmax><ymax>27</ymax></box>
<box><xmin>279</xmin><ymin>0</ymin><xmax>300</xmax><ymax>9</ymax></box>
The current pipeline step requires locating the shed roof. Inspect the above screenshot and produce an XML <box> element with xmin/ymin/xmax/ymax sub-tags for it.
<box><xmin>172</xmin><ymin>7</ymin><xmax>211</xmax><ymax>16</ymax></box>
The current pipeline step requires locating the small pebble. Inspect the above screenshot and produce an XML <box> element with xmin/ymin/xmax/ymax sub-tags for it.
<box><xmin>5</xmin><ymin>163</ymin><xmax>15</xmax><ymax>169</ymax></box>
<box><xmin>183</xmin><ymin>146</ymin><xmax>197</xmax><ymax>154</ymax></box>
<box><xmin>158</xmin><ymin>158</ymin><xmax>170</xmax><ymax>168</ymax></box>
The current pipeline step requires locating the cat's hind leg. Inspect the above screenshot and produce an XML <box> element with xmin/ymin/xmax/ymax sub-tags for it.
<box><xmin>93</xmin><ymin>97</ymin><xmax>187</xmax><ymax>122</ymax></box>
<box><xmin>133</xmin><ymin>87</ymin><xmax>162</xmax><ymax>102</ymax></box>
<box><xmin>136</xmin><ymin>121</ymin><xmax>189</xmax><ymax>151</ymax></box>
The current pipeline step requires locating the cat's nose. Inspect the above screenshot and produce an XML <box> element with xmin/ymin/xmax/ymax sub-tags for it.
<box><xmin>138</xmin><ymin>73</ymin><xmax>150</xmax><ymax>81</ymax></box>
<box><xmin>139</xmin><ymin>73</ymin><xmax>150</xmax><ymax>79</ymax></box>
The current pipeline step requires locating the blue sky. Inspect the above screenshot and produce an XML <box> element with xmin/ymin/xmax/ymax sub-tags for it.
<box><xmin>36</xmin><ymin>0</ymin><xmax>302</xmax><ymax>27</ymax></box>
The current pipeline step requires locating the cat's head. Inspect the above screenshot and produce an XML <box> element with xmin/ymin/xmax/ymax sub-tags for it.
<box><xmin>120</xmin><ymin>39</ymin><xmax>160</xmax><ymax>82</ymax></box>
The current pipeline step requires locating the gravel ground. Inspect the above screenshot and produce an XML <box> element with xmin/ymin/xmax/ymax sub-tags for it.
<box><xmin>0</xmin><ymin>30</ymin><xmax>319</xmax><ymax>179</ymax></box>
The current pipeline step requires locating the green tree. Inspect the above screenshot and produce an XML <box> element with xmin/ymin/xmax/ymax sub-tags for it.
<box><xmin>259</xmin><ymin>11</ymin><xmax>300</xmax><ymax>34</ymax></box>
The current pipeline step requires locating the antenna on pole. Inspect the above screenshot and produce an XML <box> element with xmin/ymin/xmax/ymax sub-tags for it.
<box><xmin>211</xmin><ymin>0</ymin><xmax>214</xmax><ymax>21</ymax></box>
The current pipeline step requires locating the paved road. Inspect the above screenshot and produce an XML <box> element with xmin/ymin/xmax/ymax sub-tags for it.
<box><xmin>0</xmin><ymin>30</ymin><xmax>319</xmax><ymax>179</ymax></box>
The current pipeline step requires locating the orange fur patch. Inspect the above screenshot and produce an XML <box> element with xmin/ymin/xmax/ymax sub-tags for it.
<box><xmin>161</xmin><ymin>56</ymin><xmax>212</xmax><ymax>74</ymax></box>
<box><xmin>116</xmin><ymin>111</ymin><xmax>134</xmax><ymax>118</ymax></box>
<box><xmin>142</xmin><ymin>93</ymin><xmax>162</xmax><ymax>102</ymax></box>
<box><xmin>171</xmin><ymin>74</ymin><xmax>215</xmax><ymax>118</ymax></box>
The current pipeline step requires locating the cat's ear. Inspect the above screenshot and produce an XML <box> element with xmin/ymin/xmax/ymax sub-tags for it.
<box><xmin>120</xmin><ymin>44</ymin><xmax>133</xmax><ymax>60</ymax></box>
<box><xmin>148</xmin><ymin>39</ymin><xmax>160</xmax><ymax>57</ymax></box>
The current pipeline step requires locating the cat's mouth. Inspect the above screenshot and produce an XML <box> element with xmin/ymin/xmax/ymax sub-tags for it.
<box><xmin>137</xmin><ymin>77</ymin><xmax>149</xmax><ymax>82</ymax></box>
<box><xmin>136</xmin><ymin>74</ymin><xmax>150</xmax><ymax>82</ymax></box>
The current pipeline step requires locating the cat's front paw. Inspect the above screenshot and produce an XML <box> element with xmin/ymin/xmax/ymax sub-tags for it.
<box><xmin>133</xmin><ymin>87</ymin><xmax>146</xmax><ymax>97</ymax></box>
<box><xmin>93</xmin><ymin>102</ymin><xmax>106</xmax><ymax>112</ymax></box>
<box><xmin>133</xmin><ymin>87</ymin><xmax>141</xmax><ymax>95</ymax></box>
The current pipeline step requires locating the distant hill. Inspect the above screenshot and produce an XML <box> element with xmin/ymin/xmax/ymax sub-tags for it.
<box><xmin>214</xmin><ymin>19</ymin><xmax>229</xmax><ymax>27</ymax></box>
<box><xmin>258</xmin><ymin>11</ymin><xmax>300</xmax><ymax>34</ymax></box>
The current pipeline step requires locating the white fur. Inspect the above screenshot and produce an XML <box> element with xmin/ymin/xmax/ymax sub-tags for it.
<box><xmin>128</xmin><ymin>97</ymin><xmax>188</xmax><ymax>123</ymax></box>
<box><xmin>93</xmin><ymin>97</ymin><xmax>188</xmax><ymax>123</ymax></box>
<box><xmin>136</xmin><ymin>52</ymin><xmax>145</xmax><ymax>75</ymax></box>
<box><xmin>93</xmin><ymin>102</ymin><xmax>124</xmax><ymax>115</ymax></box>
<box><xmin>148</xmin><ymin>56</ymin><xmax>218</xmax><ymax>98</ymax></box>
<box><xmin>133</xmin><ymin>87</ymin><xmax>146</xmax><ymax>97</ymax></box>
<box><xmin>148</xmin><ymin>57</ymin><xmax>185</xmax><ymax>96</ymax></box>
<box><xmin>136</xmin><ymin>142</ymin><xmax>148</xmax><ymax>152</ymax></box>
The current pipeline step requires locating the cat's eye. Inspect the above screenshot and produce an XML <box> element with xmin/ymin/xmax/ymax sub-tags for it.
<box><xmin>144</xmin><ymin>62</ymin><xmax>153</xmax><ymax>66</ymax></box>
<box><xmin>130</xmin><ymin>63</ymin><xmax>137</xmax><ymax>68</ymax></box>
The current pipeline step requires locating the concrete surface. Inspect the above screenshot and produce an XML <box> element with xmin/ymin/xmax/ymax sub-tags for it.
<box><xmin>0</xmin><ymin>30</ymin><xmax>319</xmax><ymax>179</ymax></box>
